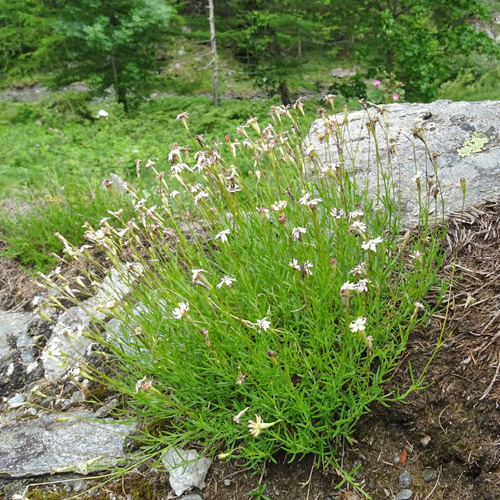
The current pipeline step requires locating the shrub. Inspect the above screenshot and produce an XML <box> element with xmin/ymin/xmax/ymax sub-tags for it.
<box><xmin>40</xmin><ymin>100</ymin><xmax>447</xmax><ymax>494</ymax></box>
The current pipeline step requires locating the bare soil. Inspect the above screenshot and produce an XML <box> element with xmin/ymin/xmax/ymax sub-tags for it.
<box><xmin>2</xmin><ymin>201</ymin><xmax>500</xmax><ymax>500</ymax></box>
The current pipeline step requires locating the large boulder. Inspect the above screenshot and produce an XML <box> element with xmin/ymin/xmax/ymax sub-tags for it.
<box><xmin>307</xmin><ymin>100</ymin><xmax>500</xmax><ymax>225</ymax></box>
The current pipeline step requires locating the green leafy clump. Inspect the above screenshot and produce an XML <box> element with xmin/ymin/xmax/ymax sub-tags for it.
<box><xmin>41</xmin><ymin>101</ymin><xmax>447</xmax><ymax>495</ymax></box>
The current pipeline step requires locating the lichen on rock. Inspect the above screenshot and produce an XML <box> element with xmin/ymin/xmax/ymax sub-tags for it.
<box><xmin>457</xmin><ymin>131</ymin><xmax>490</xmax><ymax>158</ymax></box>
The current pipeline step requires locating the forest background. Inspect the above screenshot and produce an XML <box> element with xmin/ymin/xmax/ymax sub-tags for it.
<box><xmin>1</xmin><ymin>0</ymin><xmax>500</xmax><ymax>271</ymax></box>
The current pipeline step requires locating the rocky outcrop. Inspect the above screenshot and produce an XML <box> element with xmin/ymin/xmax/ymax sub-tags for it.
<box><xmin>307</xmin><ymin>100</ymin><xmax>500</xmax><ymax>225</ymax></box>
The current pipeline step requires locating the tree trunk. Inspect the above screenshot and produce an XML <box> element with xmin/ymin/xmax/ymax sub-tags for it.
<box><xmin>116</xmin><ymin>86</ymin><xmax>128</xmax><ymax>113</ymax></box>
<box><xmin>208</xmin><ymin>0</ymin><xmax>220</xmax><ymax>106</ymax></box>
<box><xmin>279</xmin><ymin>81</ymin><xmax>291</xmax><ymax>106</ymax></box>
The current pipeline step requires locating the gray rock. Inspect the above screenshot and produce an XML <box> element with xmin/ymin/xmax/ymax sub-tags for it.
<box><xmin>0</xmin><ymin>410</ymin><xmax>132</xmax><ymax>478</ymax></box>
<box><xmin>422</xmin><ymin>468</ymin><xmax>438</xmax><ymax>482</ymax></box>
<box><xmin>330</xmin><ymin>67</ymin><xmax>356</xmax><ymax>78</ymax></box>
<box><xmin>307</xmin><ymin>100</ymin><xmax>500</xmax><ymax>227</ymax></box>
<box><xmin>41</xmin><ymin>298</ymin><xmax>101</xmax><ymax>380</ymax></box>
<box><xmin>0</xmin><ymin>311</ymin><xmax>31</xmax><ymax>358</ymax></box>
<box><xmin>394</xmin><ymin>490</ymin><xmax>413</xmax><ymax>500</ymax></box>
<box><xmin>399</xmin><ymin>470</ymin><xmax>412</xmax><ymax>489</ymax></box>
<box><xmin>182</xmin><ymin>496</ymin><xmax>203</xmax><ymax>500</ymax></box>
<box><xmin>162</xmin><ymin>448</ymin><xmax>212</xmax><ymax>496</ymax></box>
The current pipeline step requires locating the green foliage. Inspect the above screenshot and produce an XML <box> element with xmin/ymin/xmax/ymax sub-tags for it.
<box><xmin>348</xmin><ymin>0</ymin><xmax>497</xmax><ymax>101</ymax></box>
<box><xmin>42</xmin><ymin>103</ymin><xmax>446</xmax><ymax>495</ymax></box>
<box><xmin>0</xmin><ymin>97</ymin><xmax>279</xmax><ymax>193</ymax></box>
<box><xmin>0</xmin><ymin>0</ymin><xmax>49</xmax><ymax>84</ymax></box>
<box><xmin>43</xmin><ymin>0</ymin><xmax>173</xmax><ymax>111</ymax></box>
<box><xmin>439</xmin><ymin>67</ymin><xmax>500</xmax><ymax>101</ymax></box>
<box><xmin>0</xmin><ymin>183</ymin><xmax>125</xmax><ymax>273</ymax></box>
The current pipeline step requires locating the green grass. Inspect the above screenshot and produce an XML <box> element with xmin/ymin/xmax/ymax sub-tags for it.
<box><xmin>0</xmin><ymin>183</ymin><xmax>127</xmax><ymax>273</ymax></box>
<box><xmin>0</xmin><ymin>96</ymin><xmax>286</xmax><ymax>194</ymax></box>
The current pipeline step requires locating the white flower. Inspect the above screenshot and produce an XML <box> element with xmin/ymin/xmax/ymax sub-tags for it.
<box><xmin>215</xmin><ymin>229</ymin><xmax>231</xmax><ymax>243</ymax></box>
<box><xmin>298</xmin><ymin>192</ymin><xmax>312</xmax><ymax>205</ymax></box>
<box><xmin>191</xmin><ymin>269</ymin><xmax>207</xmax><ymax>281</ymax></box>
<box><xmin>96</xmin><ymin>109</ymin><xmax>109</xmax><ymax>118</ymax></box>
<box><xmin>271</xmin><ymin>200</ymin><xmax>288</xmax><ymax>211</ymax></box>
<box><xmin>190</xmin><ymin>183</ymin><xmax>204</xmax><ymax>193</ymax></box>
<box><xmin>172</xmin><ymin>302</ymin><xmax>189</xmax><ymax>319</ymax></box>
<box><xmin>350</xmin><ymin>262</ymin><xmax>367</xmax><ymax>278</ymax></box>
<box><xmin>168</xmin><ymin>148</ymin><xmax>182</xmax><ymax>163</ymax></box>
<box><xmin>350</xmin><ymin>317</ymin><xmax>367</xmax><ymax>333</ymax></box>
<box><xmin>217</xmin><ymin>276</ymin><xmax>237</xmax><ymax>288</ymax></box>
<box><xmin>356</xmin><ymin>279</ymin><xmax>371</xmax><ymax>293</ymax></box>
<box><xmin>170</xmin><ymin>190</ymin><xmax>180</xmax><ymax>198</ymax></box>
<box><xmin>361</xmin><ymin>236</ymin><xmax>383</xmax><ymax>252</ymax></box>
<box><xmin>410</xmin><ymin>250</ymin><xmax>423</xmax><ymax>262</ymax></box>
<box><xmin>349</xmin><ymin>210</ymin><xmax>364</xmax><ymax>220</ymax></box>
<box><xmin>256</xmin><ymin>317</ymin><xmax>271</xmax><ymax>332</ymax></box>
<box><xmin>289</xmin><ymin>259</ymin><xmax>300</xmax><ymax>270</ymax></box>
<box><xmin>194</xmin><ymin>191</ymin><xmax>210</xmax><ymax>204</ymax></box>
<box><xmin>226</xmin><ymin>183</ymin><xmax>241</xmax><ymax>193</ymax></box>
<box><xmin>291</xmin><ymin>227</ymin><xmax>307</xmax><ymax>240</ymax></box>
<box><xmin>330</xmin><ymin>208</ymin><xmax>346</xmax><ymax>220</ymax></box>
<box><xmin>170</xmin><ymin>163</ymin><xmax>190</xmax><ymax>175</ymax></box>
<box><xmin>349</xmin><ymin>221</ymin><xmax>367</xmax><ymax>234</ymax></box>
<box><xmin>340</xmin><ymin>281</ymin><xmax>357</xmax><ymax>292</ymax></box>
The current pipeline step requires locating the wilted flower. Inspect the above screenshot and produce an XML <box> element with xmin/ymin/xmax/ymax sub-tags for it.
<box><xmin>217</xmin><ymin>275</ymin><xmax>237</xmax><ymax>288</ymax></box>
<box><xmin>361</xmin><ymin>236</ymin><xmax>383</xmax><ymax>252</ymax></box>
<box><xmin>248</xmin><ymin>415</ymin><xmax>279</xmax><ymax>438</ymax></box>
<box><xmin>172</xmin><ymin>302</ymin><xmax>189</xmax><ymax>319</ymax></box>
<box><xmin>291</xmin><ymin>227</ymin><xmax>307</xmax><ymax>240</ymax></box>
<box><xmin>350</xmin><ymin>316</ymin><xmax>367</xmax><ymax>333</ymax></box>
<box><xmin>135</xmin><ymin>376</ymin><xmax>153</xmax><ymax>394</ymax></box>
<box><xmin>215</xmin><ymin>229</ymin><xmax>231</xmax><ymax>243</ymax></box>
<box><xmin>300</xmin><ymin>261</ymin><xmax>313</xmax><ymax>277</ymax></box>
<box><xmin>256</xmin><ymin>317</ymin><xmax>271</xmax><ymax>332</ymax></box>
<box><xmin>233</xmin><ymin>406</ymin><xmax>250</xmax><ymax>423</ymax></box>
<box><xmin>175</xmin><ymin>112</ymin><xmax>189</xmax><ymax>130</ymax></box>
<box><xmin>236</xmin><ymin>366</ymin><xmax>247</xmax><ymax>386</ymax></box>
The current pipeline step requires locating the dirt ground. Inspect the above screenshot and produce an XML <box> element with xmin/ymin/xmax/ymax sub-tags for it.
<box><xmin>1</xmin><ymin>201</ymin><xmax>500</xmax><ymax>500</ymax></box>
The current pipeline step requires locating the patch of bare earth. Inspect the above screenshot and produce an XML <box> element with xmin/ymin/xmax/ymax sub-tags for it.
<box><xmin>3</xmin><ymin>201</ymin><xmax>500</xmax><ymax>500</ymax></box>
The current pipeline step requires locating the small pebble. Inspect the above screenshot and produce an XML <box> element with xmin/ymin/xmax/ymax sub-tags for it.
<box><xmin>28</xmin><ymin>407</ymin><xmax>37</xmax><ymax>416</ymax></box>
<box><xmin>399</xmin><ymin>470</ymin><xmax>412</xmax><ymax>489</ymax></box>
<box><xmin>422</xmin><ymin>468</ymin><xmax>438</xmax><ymax>482</ymax></box>
<box><xmin>223</xmin><ymin>479</ymin><xmax>231</xmax><ymax>486</ymax></box>
<box><xmin>7</xmin><ymin>393</ymin><xmax>25</xmax><ymax>408</ymax></box>
<box><xmin>181</xmin><ymin>495</ymin><xmax>203</xmax><ymax>500</ymax></box>
<box><xmin>420</xmin><ymin>435</ymin><xmax>431</xmax><ymax>447</ymax></box>
<box><xmin>71</xmin><ymin>391</ymin><xmax>85</xmax><ymax>403</ymax></box>
<box><xmin>394</xmin><ymin>490</ymin><xmax>413</xmax><ymax>500</ymax></box>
